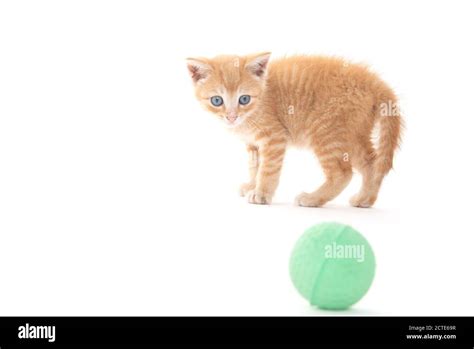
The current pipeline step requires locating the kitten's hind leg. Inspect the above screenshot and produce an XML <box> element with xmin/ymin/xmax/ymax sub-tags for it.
<box><xmin>296</xmin><ymin>152</ymin><xmax>353</xmax><ymax>207</ymax></box>
<box><xmin>239</xmin><ymin>144</ymin><xmax>259</xmax><ymax>196</ymax></box>
<box><xmin>349</xmin><ymin>166</ymin><xmax>383</xmax><ymax>208</ymax></box>
<box><xmin>349</xmin><ymin>143</ymin><xmax>381</xmax><ymax>208</ymax></box>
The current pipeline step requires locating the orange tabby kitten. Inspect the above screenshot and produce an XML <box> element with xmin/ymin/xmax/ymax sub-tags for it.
<box><xmin>187</xmin><ymin>53</ymin><xmax>402</xmax><ymax>207</ymax></box>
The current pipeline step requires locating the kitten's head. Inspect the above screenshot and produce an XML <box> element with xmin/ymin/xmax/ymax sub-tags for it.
<box><xmin>186</xmin><ymin>52</ymin><xmax>271</xmax><ymax>128</ymax></box>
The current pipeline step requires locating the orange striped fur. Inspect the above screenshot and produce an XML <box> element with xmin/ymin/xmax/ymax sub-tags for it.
<box><xmin>187</xmin><ymin>53</ymin><xmax>403</xmax><ymax>207</ymax></box>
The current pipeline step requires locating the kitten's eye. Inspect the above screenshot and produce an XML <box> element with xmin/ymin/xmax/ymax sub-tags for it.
<box><xmin>210</xmin><ymin>96</ymin><xmax>224</xmax><ymax>107</ymax></box>
<box><xmin>239</xmin><ymin>95</ymin><xmax>251</xmax><ymax>105</ymax></box>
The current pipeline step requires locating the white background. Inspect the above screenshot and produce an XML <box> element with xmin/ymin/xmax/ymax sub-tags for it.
<box><xmin>1</xmin><ymin>0</ymin><xmax>474</xmax><ymax>316</ymax></box>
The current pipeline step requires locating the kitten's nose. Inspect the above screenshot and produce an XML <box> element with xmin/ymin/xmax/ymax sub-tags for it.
<box><xmin>226</xmin><ymin>113</ymin><xmax>238</xmax><ymax>123</ymax></box>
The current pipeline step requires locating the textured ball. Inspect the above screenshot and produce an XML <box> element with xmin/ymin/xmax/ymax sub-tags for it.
<box><xmin>289</xmin><ymin>222</ymin><xmax>376</xmax><ymax>310</ymax></box>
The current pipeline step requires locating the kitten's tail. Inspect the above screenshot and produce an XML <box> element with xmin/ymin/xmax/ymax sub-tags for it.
<box><xmin>373</xmin><ymin>93</ymin><xmax>403</xmax><ymax>176</ymax></box>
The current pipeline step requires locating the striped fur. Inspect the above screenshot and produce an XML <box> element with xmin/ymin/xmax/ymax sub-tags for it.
<box><xmin>187</xmin><ymin>53</ymin><xmax>403</xmax><ymax>207</ymax></box>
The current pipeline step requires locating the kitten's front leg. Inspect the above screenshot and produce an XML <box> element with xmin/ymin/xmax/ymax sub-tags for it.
<box><xmin>239</xmin><ymin>144</ymin><xmax>259</xmax><ymax>197</ymax></box>
<box><xmin>247</xmin><ymin>139</ymin><xmax>287</xmax><ymax>205</ymax></box>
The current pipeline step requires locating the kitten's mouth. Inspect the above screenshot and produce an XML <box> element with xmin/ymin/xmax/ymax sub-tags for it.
<box><xmin>223</xmin><ymin>115</ymin><xmax>244</xmax><ymax>127</ymax></box>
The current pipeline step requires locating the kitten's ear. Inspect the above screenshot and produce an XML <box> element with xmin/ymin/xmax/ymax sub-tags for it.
<box><xmin>186</xmin><ymin>58</ymin><xmax>211</xmax><ymax>84</ymax></box>
<box><xmin>245</xmin><ymin>52</ymin><xmax>271</xmax><ymax>78</ymax></box>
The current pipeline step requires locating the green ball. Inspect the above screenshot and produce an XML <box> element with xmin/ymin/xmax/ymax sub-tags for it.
<box><xmin>289</xmin><ymin>222</ymin><xmax>376</xmax><ymax>310</ymax></box>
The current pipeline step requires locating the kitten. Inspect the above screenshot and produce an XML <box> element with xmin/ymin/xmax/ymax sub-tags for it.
<box><xmin>186</xmin><ymin>53</ymin><xmax>403</xmax><ymax>207</ymax></box>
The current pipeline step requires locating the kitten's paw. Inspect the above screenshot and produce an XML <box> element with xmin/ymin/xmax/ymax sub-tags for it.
<box><xmin>247</xmin><ymin>190</ymin><xmax>272</xmax><ymax>205</ymax></box>
<box><xmin>295</xmin><ymin>192</ymin><xmax>327</xmax><ymax>207</ymax></box>
<box><xmin>239</xmin><ymin>182</ymin><xmax>255</xmax><ymax>197</ymax></box>
<box><xmin>349</xmin><ymin>193</ymin><xmax>376</xmax><ymax>208</ymax></box>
